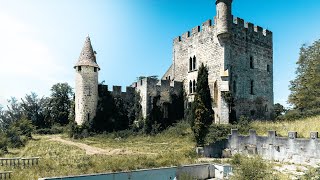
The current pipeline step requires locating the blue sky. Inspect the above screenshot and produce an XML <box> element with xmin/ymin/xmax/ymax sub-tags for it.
<box><xmin>0</xmin><ymin>0</ymin><xmax>319</xmax><ymax>108</ymax></box>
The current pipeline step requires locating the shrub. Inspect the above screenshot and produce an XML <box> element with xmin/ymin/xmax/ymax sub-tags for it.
<box><xmin>230</xmin><ymin>155</ymin><xmax>276</xmax><ymax>180</ymax></box>
<box><xmin>236</xmin><ymin>116</ymin><xmax>252</xmax><ymax>134</ymax></box>
<box><xmin>0</xmin><ymin>133</ymin><xmax>8</xmax><ymax>154</ymax></box>
<box><xmin>68</xmin><ymin>120</ymin><xmax>90</xmax><ymax>139</ymax></box>
<box><xmin>15</xmin><ymin>118</ymin><xmax>34</xmax><ymax>138</ymax></box>
<box><xmin>205</xmin><ymin>124</ymin><xmax>233</xmax><ymax>144</ymax></box>
<box><xmin>6</xmin><ymin>126</ymin><xmax>26</xmax><ymax>148</ymax></box>
<box><xmin>35</xmin><ymin>125</ymin><xmax>64</xmax><ymax>135</ymax></box>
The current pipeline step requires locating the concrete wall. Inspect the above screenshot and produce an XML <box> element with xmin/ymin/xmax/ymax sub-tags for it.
<box><xmin>204</xmin><ymin>129</ymin><xmax>320</xmax><ymax>166</ymax></box>
<box><xmin>39</xmin><ymin>163</ymin><xmax>232</xmax><ymax>180</ymax></box>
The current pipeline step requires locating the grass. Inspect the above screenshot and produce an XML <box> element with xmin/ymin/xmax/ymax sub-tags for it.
<box><xmin>251</xmin><ymin>115</ymin><xmax>320</xmax><ymax>138</ymax></box>
<box><xmin>0</xmin><ymin>121</ymin><xmax>197</xmax><ymax>180</ymax></box>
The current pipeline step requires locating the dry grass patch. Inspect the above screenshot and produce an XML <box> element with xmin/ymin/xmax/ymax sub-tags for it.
<box><xmin>251</xmin><ymin>115</ymin><xmax>320</xmax><ymax>138</ymax></box>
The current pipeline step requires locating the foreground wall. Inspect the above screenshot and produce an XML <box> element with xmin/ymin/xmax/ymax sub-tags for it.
<box><xmin>39</xmin><ymin>163</ymin><xmax>232</xmax><ymax>180</ymax></box>
<box><xmin>204</xmin><ymin>129</ymin><xmax>320</xmax><ymax>166</ymax></box>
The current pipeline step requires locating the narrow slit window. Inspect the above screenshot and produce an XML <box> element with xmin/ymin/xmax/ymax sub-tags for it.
<box><xmin>267</xmin><ymin>64</ymin><xmax>270</xmax><ymax>72</ymax></box>
<box><xmin>193</xmin><ymin>56</ymin><xmax>196</xmax><ymax>70</ymax></box>
<box><xmin>193</xmin><ymin>80</ymin><xmax>196</xmax><ymax>93</ymax></box>
<box><xmin>189</xmin><ymin>80</ymin><xmax>193</xmax><ymax>94</ymax></box>
<box><xmin>250</xmin><ymin>56</ymin><xmax>254</xmax><ymax>69</ymax></box>
<box><xmin>78</xmin><ymin>66</ymin><xmax>81</xmax><ymax>72</ymax></box>
<box><xmin>250</xmin><ymin>80</ymin><xmax>254</xmax><ymax>95</ymax></box>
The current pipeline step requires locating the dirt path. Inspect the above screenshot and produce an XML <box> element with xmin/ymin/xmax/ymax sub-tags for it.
<box><xmin>49</xmin><ymin>136</ymin><xmax>135</xmax><ymax>155</ymax></box>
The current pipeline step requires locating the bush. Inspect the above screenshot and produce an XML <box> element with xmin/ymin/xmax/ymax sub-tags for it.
<box><xmin>230</xmin><ymin>155</ymin><xmax>276</xmax><ymax>180</ymax></box>
<box><xmin>236</xmin><ymin>116</ymin><xmax>252</xmax><ymax>134</ymax></box>
<box><xmin>6</xmin><ymin>126</ymin><xmax>26</xmax><ymax>148</ymax></box>
<box><xmin>15</xmin><ymin>118</ymin><xmax>34</xmax><ymax>138</ymax></box>
<box><xmin>163</xmin><ymin>121</ymin><xmax>191</xmax><ymax>137</ymax></box>
<box><xmin>35</xmin><ymin>125</ymin><xmax>64</xmax><ymax>135</ymax></box>
<box><xmin>0</xmin><ymin>133</ymin><xmax>8</xmax><ymax>154</ymax></box>
<box><xmin>205</xmin><ymin>124</ymin><xmax>233</xmax><ymax>144</ymax></box>
<box><xmin>68</xmin><ymin>120</ymin><xmax>90</xmax><ymax>139</ymax></box>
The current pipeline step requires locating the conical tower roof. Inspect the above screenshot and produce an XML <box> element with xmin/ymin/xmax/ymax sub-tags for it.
<box><xmin>74</xmin><ymin>36</ymin><xmax>100</xmax><ymax>69</ymax></box>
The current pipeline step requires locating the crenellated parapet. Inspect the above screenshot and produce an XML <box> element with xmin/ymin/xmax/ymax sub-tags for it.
<box><xmin>232</xmin><ymin>17</ymin><xmax>272</xmax><ymax>48</ymax></box>
<box><xmin>204</xmin><ymin>129</ymin><xmax>320</xmax><ymax>165</ymax></box>
<box><xmin>173</xmin><ymin>19</ymin><xmax>214</xmax><ymax>44</ymax></box>
<box><xmin>98</xmin><ymin>84</ymin><xmax>136</xmax><ymax>100</ymax></box>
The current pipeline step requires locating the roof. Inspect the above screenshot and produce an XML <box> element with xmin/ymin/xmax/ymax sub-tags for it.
<box><xmin>74</xmin><ymin>36</ymin><xmax>100</xmax><ymax>69</ymax></box>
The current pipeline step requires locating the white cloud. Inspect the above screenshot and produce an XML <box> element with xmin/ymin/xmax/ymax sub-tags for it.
<box><xmin>0</xmin><ymin>12</ymin><xmax>70</xmax><ymax>102</ymax></box>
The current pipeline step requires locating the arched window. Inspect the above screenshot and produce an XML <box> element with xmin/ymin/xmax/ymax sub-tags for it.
<box><xmin>250</xmin><ymin>56</ymin><xmax>254</xmax><ymax>69</ymax></box>
<box><xmin>189</xmin><ymin>57</ymin><xmax>192</xmax><ymax>72</ymax></box>
<box><xmin>250</xmin><ymin>80</ymin><xmax>254</xmax><ymax>95</ymax></box>
<box><xmin>193</xmin><ymin>80</ymin><xmax>196</xmax><ymax>93</ymax></box>
<box><xmin>193</xmin><ymin>56</ymin><xmax>196</xmax><ymax>70</ymax></box>
<box><xmin>189</xmin><ymin>80</ymin><xmax>193</xmax><ymax>94</ymax></box>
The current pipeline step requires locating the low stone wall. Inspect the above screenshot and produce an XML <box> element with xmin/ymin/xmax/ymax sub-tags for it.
<box><xmin>204</xmin><ymin>129</ymin><xmax>320</xmax><ymax>165</ymax></box>
<box><xmin>39</xmin><ymin>163</ymin><xmax>232</xmax><ymax>180</ymax></box>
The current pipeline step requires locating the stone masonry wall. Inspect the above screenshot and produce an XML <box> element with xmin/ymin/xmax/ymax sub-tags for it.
<box><xmin>165</xmin><ymin>14</ymin><xmax>274</xmax><ymax>123</ymax></box>
<box><xmin>172</xmin><ymin>19</ymin><xmax>229</xmax><ymax>123</ymax></box>
<box><xmin>204</xmin><ymin>129</ymin><xmax>320</xmax><ymax>166</ymax></box>
<box><xmin>75</xmin><ymin>66</ymin><xmax>98</xmax><ymax>125</ymax></box>
<box><xmin>134</xmin><ymin>77</ymin><xmax>183</xmax><ymax>118</ymax></box>
<box><xmin>230</xmin><ymin>17</ymin><xmax>274</xmax><ymax>120</ymax></box>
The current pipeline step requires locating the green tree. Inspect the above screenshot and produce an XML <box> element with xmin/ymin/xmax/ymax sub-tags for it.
<box><xmin>21</xmin><ymin>92</ymin><xmax>51</xmax><ymax>128</ymax></box>
<box><xmin>191</xmin><ymin>63</ymin><xmax>214</xmax><ymax>146</ymax></box>
<box><xmin>289</xmin><ymin>40</ymin><xmax>320</xmax><ymax>113</ymax></box>
<box><xmin>50</xmin><ymin>83</ymin><xmax>73</xmax><ymax>125</ymax></box>
<box><xmin>274</xmin><ymin>103</ymin><xmax>286</xmax><ymax>118</ymax></box>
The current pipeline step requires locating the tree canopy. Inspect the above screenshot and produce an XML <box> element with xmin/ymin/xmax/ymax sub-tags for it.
<box><xmin>289</xmin><ymin>40</ymin><xmax>320</xmax><ymax>113</ymax></box>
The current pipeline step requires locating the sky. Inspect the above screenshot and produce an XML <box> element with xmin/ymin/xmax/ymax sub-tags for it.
<box><xmin>0</xmin><ymin>0</ymin><xmax>319</xmax><ymax>108</ymax></box>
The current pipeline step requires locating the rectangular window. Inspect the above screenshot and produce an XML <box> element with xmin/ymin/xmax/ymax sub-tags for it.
<box><xmin>94</xmin><ymin>67</ymin><xmax>97</xmax><ymax>72</ymax></box>
<box><xmin>267</xmin><ymin>65</ymin><xmax>270</xmax><ymax>72</ymax></box>
<box><xmin>78</xmin><ymin>66</ymin><xmax>81</xmax><ymax>72</ymax></box>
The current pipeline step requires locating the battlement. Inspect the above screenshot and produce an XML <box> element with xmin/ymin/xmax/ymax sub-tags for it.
<box><xmin>230</xmin><ymin>129</ymin><xmax>319</xmax><ymax>140</ymax></box>
<box><xmin>232</xmin><ymin>17</ymin><xmax>272</xmax><ymax>37</ymax></box>
<box><xmin>98</xmin><ymin>84</ymin><xmax>135</xmax><ymax>98</ymax></box>
<box><xmin>173</xmin><ymin>19</ymin><xmax>213</xmax><ymax>43</ymax></box>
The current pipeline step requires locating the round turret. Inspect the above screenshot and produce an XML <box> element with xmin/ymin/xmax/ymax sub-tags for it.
<box><xmin>216</xmin><ymin>0</ymin><xmax>233</xmax><ymax>40</ymax></box>
<box><xmin>74</xmin><ymin>36</ymin><xmax>99</xmax><ymax>126</ymax></box>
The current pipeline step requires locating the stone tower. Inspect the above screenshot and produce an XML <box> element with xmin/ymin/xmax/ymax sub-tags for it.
<box><xmin>215</xmin><ymin>0</ymin><xmax>233</xmax><ymax>39</ymax></box>
<box><xmin>163</xmin><ymin>0</ymin><xmax>274</xmax><ymax>123</ymax></box>
<box><xmin>74</xmin><ymin>36</ymin><xmax>100</xmax><ymax>125</ymax></box>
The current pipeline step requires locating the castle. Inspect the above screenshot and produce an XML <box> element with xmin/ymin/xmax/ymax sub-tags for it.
<box><xmin>74</xmin><ymin>0</ymin><xmax>274</xmax><ymax>126</ymax></box>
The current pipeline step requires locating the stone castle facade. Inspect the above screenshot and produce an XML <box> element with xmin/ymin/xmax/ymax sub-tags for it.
<box><xmin>163</xmin><ymin>0</ymin><xmax>273</xmax><ymax>123</ymax></box>
<box><xmin>74</xmin><ymin>0</ymin><xmax>274</xmax><ymax>125</ymax></box>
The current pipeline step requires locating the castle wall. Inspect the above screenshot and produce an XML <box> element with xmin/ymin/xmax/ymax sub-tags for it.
<box><xmin>172</xmin><ymin>19</ymin><xmax>229</xmax><ymax>123</ymax></box>
<box><xmin>204</xmin><ymin>130</ymin><xmax>320</xmax><ymax>166</ymax></box>
<box><xmin>135</xmin><ymin>78</ymin><xmax>182</xmax><ymax>118</ymax></box>
<box><xmin>75</xmin><ymin>66</ymin><xmax>98</xmax><ymax>125</ymax></box>
<box><xmin>230</xmin><ymin>17</ymin><xmax>274</xmax><ymax>120</ymax></box>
